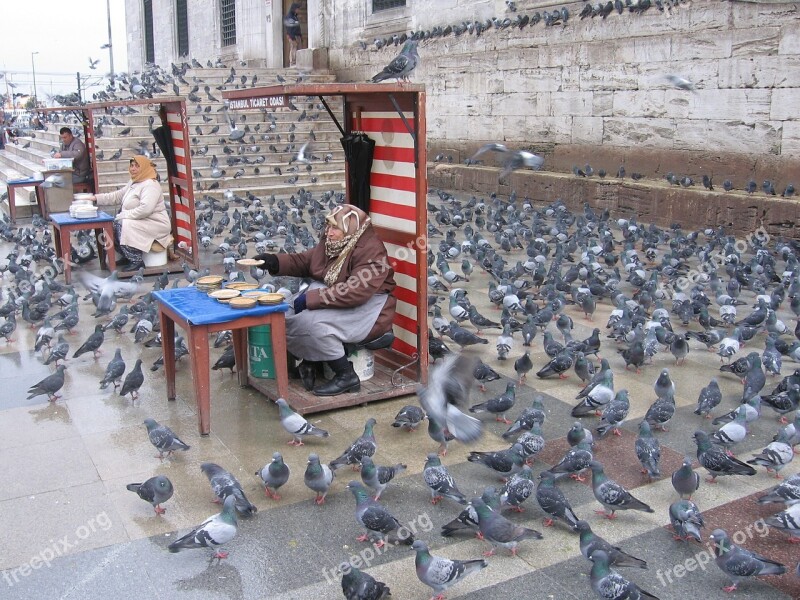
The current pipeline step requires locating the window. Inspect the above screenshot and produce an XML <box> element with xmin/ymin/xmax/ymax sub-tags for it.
<box><xmin>373</xmin><ymin>0</ymin><xmax>406</xmax><ymax>11</ymax></box>
<box><xmin>220</xmin><ymin>0</ymin><xmax>236</xmax><ymax>47</ymax></box>
<box><xmin>176</xmin><ymin>0</ymin><xmax>189</xmax><ymax>57</ymax></box>
<box><xmin>143</xmin><ymin>0</ymin><xmax>155</xmax><ymax>64</ymax></box>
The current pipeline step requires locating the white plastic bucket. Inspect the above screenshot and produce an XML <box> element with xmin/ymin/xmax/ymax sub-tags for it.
<box><xmin>323</xmin><ymin>349</ymin><xmax>375</xmax><ymax>382</ymax></box>
<box><xmin>143</xmin><ymin>249</ymin><xmax>167</xmax><ymax>267</ymax></box>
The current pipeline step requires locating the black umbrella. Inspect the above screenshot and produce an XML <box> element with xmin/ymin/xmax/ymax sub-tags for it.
<box><xmin>152</xmin><ymin>125</ymin><xmax>178</xmax><ymax>178</ymax></box>
<box><xmin>340</xmin><ymin>132</ymin><xmax>375</xmax><ymax>212</ymax></box>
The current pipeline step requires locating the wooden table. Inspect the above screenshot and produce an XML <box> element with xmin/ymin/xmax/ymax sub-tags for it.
<box><xmin>5</xmin><ymin>177</ymin><xmax>45</xmax><ymax>222</ymax></box>
<box><xmin>153</xmin><ymin>287</ymin><xmax>289</xmax><ymax>435</ymax></box>
<box><xmin>50</xmin><ymin>212</ymin><xmax>116</xmax><ymax>284</ymax></box>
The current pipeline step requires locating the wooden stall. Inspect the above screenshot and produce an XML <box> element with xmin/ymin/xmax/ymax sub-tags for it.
<box><xmin>38</xmin><ymin>97</ymin><xmax>199</xmax><ymax>276</ymax></box>
<box><xmin>222</xmin><ymin>83</ymin><xmax>429</xmax><ymax>414</ymax></box>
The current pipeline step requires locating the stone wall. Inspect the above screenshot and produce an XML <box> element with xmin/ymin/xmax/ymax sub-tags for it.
<box><xmin>325</xmin><ymin>0</ymin><xmax>800</xmax><ymax>181</ymax></box>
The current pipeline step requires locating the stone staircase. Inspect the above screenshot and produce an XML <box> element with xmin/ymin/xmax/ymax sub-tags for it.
<box><xmin>0</xmin><ymin>65</ymin><xmax>348</xmax><ymax>217</ymax></box>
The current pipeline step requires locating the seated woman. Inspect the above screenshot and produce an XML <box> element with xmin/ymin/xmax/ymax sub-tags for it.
<box><xmin>256</xmin><ymin>204</ymin><xmax>397</xmax><ymax>396</ymax></box>
<box><xmin>89</xmin><ymin>156</ymin><xmax>172</xmax><ymax>271</ymax></box>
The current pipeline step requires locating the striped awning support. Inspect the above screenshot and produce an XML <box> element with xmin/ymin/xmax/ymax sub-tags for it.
<box><xmin>166</xmin><ymin>108</ymin><xmax>194</xmax><ymax>253</ymax></box>
<box><xmin>358</xmin><ymin>110</ymin><xmax>420</xmax><ymax>358</ymax></box>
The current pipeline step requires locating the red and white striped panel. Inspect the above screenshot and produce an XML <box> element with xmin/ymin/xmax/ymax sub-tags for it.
<box><xmin>166</xmin><ymin>109</ymin><xmax>194</xmax><ymax>251</ymax></box>
<box><xmin>384</xmin><ymin>241</ymin><xmax>419</xmax><ymax>357</ymax></box>
<box><xmin>358</xmin><ymin>111</ymin><xmax>417</xmax><ymax>235</ymax></box>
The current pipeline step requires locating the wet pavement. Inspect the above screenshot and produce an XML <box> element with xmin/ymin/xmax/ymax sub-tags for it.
<box><xmin>1</xmin><ymin>192</ymin><xmax>799</xmax><ymax>600</ymax></box>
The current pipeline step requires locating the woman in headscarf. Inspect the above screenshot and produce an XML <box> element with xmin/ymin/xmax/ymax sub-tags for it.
<box><xmin>89</xmin><ymin>155</ymin><xmax>172</xmax><ymax>271</ymax></box>
<box><xmin>255</xmin><ymin>204</ymin><xmax>397</xmax><ymax>396</ymax></box>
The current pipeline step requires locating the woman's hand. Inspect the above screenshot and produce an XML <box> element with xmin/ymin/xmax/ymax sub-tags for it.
<box><xmin>254</xmin><ymin>253</ymin><xmax>279</xmax><ymax>274</ymax></box>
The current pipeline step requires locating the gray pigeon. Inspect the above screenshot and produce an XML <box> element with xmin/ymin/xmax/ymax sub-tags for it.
<box><xmin>26</xmin><ymin>364</ymin><xmax>66</xmax><ymax>401</ymax></box>
<box><xmin>360</xmin><ymin>456</ymin><xmax>406</xmax><ymax>501</ymax></box>
<box><xmin>143</xmin><ymin>418</ymin><xmax>190</xmax><ymax>459</ymax></box>
<box><xmin>576</xmin><ymin>520</ymin><xmax>647</xmax><ymax>569</ymax></box>
<box><xmin>499</xmin><ymin>465</ymin><xmax>535</xmax><ymax>512</ymax></box>
<box><xmin>644</xmin><ymin>393</ymin><xmax>675</xmax><ymax>431</ymax></box>
<box><xmin>201</xmin><ymin>462</ymin><xmax>257</xmax><ymax>516</ymax></box>
<box><xmin>711</xmin><ymin>405</ymin><xmax>748</xmax><ymax>450</ymax></box>
<box><xmin>329</xmin><ymin>418</ymin><xmax>377</xmax><ymax>470</ymax></box>
<box><xmin>741</xmin><ymin>353</ymin><xmax>766</xmax><ymax>401</ymax></box>
<box><xmin>119</xmin><ymin>358</ymin><xmax>144</xmax><ymax>399</ymax></box>
<box><xmin>275</xmin><ymin>397</ymin><xmax>329</xmax><ymax>445</ymax></box>
<box><xmin>536</xmin><ymin>470</ymin><xmax>580</xmax><ymax>530</ymax></box>
<box><xmin>472</xmin><ymin>497</ymin><xmax>542</xmax><ymax>556</ymax></box>
<box><xmin>589</xmin><ymin>461</ymin><xmax>654</xmax><ymax>518</ymax></box>
<box><xmin>514</xmin><ymin>350</ymin><xmax>533</xmax><ymax>383</ymax></box>
<box><xmin>502</xmin><ymin>395</ymin><xmax>545</xmax><ymax>439</ymax></box>
<box><xmin>99</xmin><ymin>348</ymin><xmax>126</xmax><ymax>389</ymax></box>
<box><xmin>339</xmin><ymin>562</ymin><xmax>391</xmax><ymax>600</ymax></box>
<box><xmin>391</xmin><ymin>404</ymin><xmax>426</xmax><ymax>431</ymax></box>
<box><xmin>72</xmin><ymin>324</ymin><xmax>105</xmax><ymax>358</ymax></box>
<box><xmin>634</xmin><ymin>421</ymin><xmax>661</xmax><ymax>480</ymax></box>
<box><xmin>757</xmin><ymin>472</ymin><xmax>800</xmax><ymax>505</ymax></box>
<box><xmin>256</xmin><ymin>451</ymin><xmax>290</xmax><ymax>500</ymax></box>
<box><xmin>441</xmin><ymin>487</ymin><xmax>500</xmax><ymax>538</ymax></box>
<box><xmin>468</xmin><ymin>443</ymin><xmax>526</xmax><ymax>478</ymax></box>
<box><xmin>43</xmin><ymin>333</ymin><xmax>69</xmax><ymax>366</ymax></box>
<box><xmin>371</xmin><ymin>40</ymin><xmax>419</xmax><ymax>82</ymax></box>
<box><xmin>653</xmin><ymin>368</ymin><xmax>675</xmax><ymax>399</ymax></box>
<box><xmin>126</xmin><ymin>475</ymin><xmax>174</xmax><ymax>515</ymax></box>
<box><xmin>763</xmin><ymin>503</ymin><xmax>800</xmax><ymax>542</ymax></box>
<box><xmin>669</xmin><ymin>498</ymin><xmax>704</xmax><ymax>542</ymax></box>
<box><xmin>304</xmin><ymin>453</ymin><xmax>335</xmax><ymax>505</ymax></box>
<box><xmin>588</xmin><ymin>550</ymin><xmax>659</xmax><ymax>599</ymax></box>
<box><xmin>423</xmin><ymin>452</ymin><xmax>466</xmax><ymax>505</ymax></box>
<box><xmin>168</xmin><ymin>494</ymin><xmax>237</xmax><ymax>561</ymax></box>
<box><xmin>418</xmin><ymin>353</ymin><xmax>482</xmax><ymax>443</ymax></box>
<box><xmin>671</xmin><ymin>457</ymin><xmax>700</xmax><ymax>499</ymax></box>
<box><xmin>551</xmin><ymin>440</ymin><xmax>593</xmax><ymax>482</ymax></box>
<box><xmin>694</xmin><ymin>378</ymin><xmax>722</xmax><ymax>418</ymax></box>
<box><xmin>747</xmin><ymin>428</ymin><xmax>794</xmax><ymax>478</ymax></box>
<box><xmin>346</xmin><ymin>481</ymin><xmax>413</xmax><ymax>547</ymax></box>
<box><xmin>709</xmin><ymin>528</ymin><xmax>786</xmax><ymax>592</ymax></box>
<box><xmin>469</xmin><ymin>382</ymin><xmax>516</xmax><ymax>424</ymax></box>
<box><xmin>411</xmin><ymin>540</ymin><xmax>487</xmax><ymax>598</ymax></box>
<box><xmin>596</xmin><ymin>390</ymin><xmax>630</xmax><ymax>438</ymax></box>
<box><xmin>694</xmin><ymin>430</ymin><xmax>756</xmax><ymax>482</ymax></box>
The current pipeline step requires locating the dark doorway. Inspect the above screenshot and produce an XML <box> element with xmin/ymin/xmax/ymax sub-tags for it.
<box><xmin>282</xmin><ymin>0</ymin><xmax>307</xmax><ymax>68</ymax></box>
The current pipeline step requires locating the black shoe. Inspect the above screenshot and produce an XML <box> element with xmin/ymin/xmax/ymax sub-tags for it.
<box><xmin>122</xmin><ymin>261</ymin><xmax>144</xmax><ymax>272</ymax></box>
<box><xmin>298</xmin><ymin>361</ymin><xmax>316</xmax><ymax>391</ymax></box>
<box><xmin>313</xmin><ymin>362</ymin><xmax>360</xmax><ymax>396</ymax></box>
<box><xmin>114</xmin><ymin>255</ymin><xmax>129</xmax><ymax>267</ymax></box>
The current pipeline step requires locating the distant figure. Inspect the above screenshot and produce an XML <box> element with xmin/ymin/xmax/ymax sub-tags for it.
<box><xmin>0</xmin><ymin>113</ymin><xmax>5</xmax><ymax>149</ymax></box>
<box><xmin>284</xmin><ymin>2</ymin><xmax>303</xmax><ymax>67</ymax></box>
<box><xmin>53</xmin><ymin>127</ymin><xmax>91</xmax><ymax>184</ymax></box>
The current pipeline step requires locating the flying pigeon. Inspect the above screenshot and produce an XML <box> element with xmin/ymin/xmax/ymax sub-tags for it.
<box><xmin>418</xmin><ymin>353</ymin><xmax>483</xmax><ymax>443</ymax></box>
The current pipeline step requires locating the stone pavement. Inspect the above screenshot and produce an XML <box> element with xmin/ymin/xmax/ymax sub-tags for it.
<box><xmin>1</xmin><ymin>194</ymin><xmax>799</xmax><ymax>599</ymax></box>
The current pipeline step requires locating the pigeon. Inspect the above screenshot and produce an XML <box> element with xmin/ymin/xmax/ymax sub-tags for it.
<box><xmin>644</xmin><ymin>393</ymin><xmax>675</xmax><ymax>432</ymax></box>
<box><xmin>411</xmin><ymin>540</ymin><xmax>487</xmax><ymax>599</ymax></box>
<box><xmin>427</xmin><ymin>416</ymin><xmax>456</xmax><ymax>456</ymax></box>
<box><xmin>346</xmin><ymin>481</ymin><xmax>413</xmax><ymax>547</ymax></box>
<box><xmin>589</xmin><ymin>461</ymin><xmax>654</xmax><ymax>518</ymax></box>
<box><xmin>43</xmin><ymin>333</ymin><xmax>69</xmax><ymax>366</ymax></box>
<box><xmin>763</xmin><ymin>503</ymin><xmax>800</xmax><ymax>542</ymax></box>
<box><xmin>502</xmin><ymin>394</ymin><xmax>546</xmax><ymax>439</ymax></box>
<box><xmin>514</xmin><ymin>350</ymin><xmax>533</xmax><ymax>383</ymax></box>
<box><xmin>709</xmin><ymin>528</ymin><xmax>786</xmax><ymax>592</ymax></box>
<box><xmin>469</xmin><ymin>382</ymin><xmax>516</xmax><ymax>423</ymax></box>
<box><xmin>441</xmin><ymin>486</ymin><xmax>500</xmax><ymax>539</ymax></box>
<box><xmin>305</xmin><ymin>453</ymin><xmax>335</xmax><ymax>505</ymax></box>
<box><xmin>762</xmin><ymin>384</ymin><xmax>800</xmax><ymax>423</ymax></box>
<box><xmin>472</xmin><ymin>497</ymin><xmax>542</xmax><ymax>556</ymax></box>
<box><xmin>577</xmin><ymin>520</ymin><xmax>647</xmax><ymax>569</ymax></box>
<box><xmin>418</xmin><ymin>353</ymin><xmax>483</xmax><ymax>443</ymax></box>
<box><xmin>126</xmin><ymin>475</ymin><xmax>174</xmax><ymax>515</ymax></box>
<box><xmin>360</xmin><ymin>456</ymin><xmax>406</xmax><ymax>500</ymax></box>
<box><xmin>472</xmin><ymin>359</ymin><xmax>501</xmax><ymax>391</ymax></box>
<box><xmin>26</xmin><ymin>364</ymin><xmax>66</xmax><ymax>401</ymax></box>
<box><xmin>757</xmin><ymin>473</ymin><xmax>800</xmax><ymax>505</ymax></box>
<box><xmin>168</xmin><ymin>494</ymin><xmax>237</xmax><ymax>561</ymax></box>
<box><xmin>712</xmin><ymin>394</ymin><xmax>761</xmax><ymax>426</ymax></box>
<box><xmin>747</xmin><ymin>428</ymin><xmax>794</xmax><ymax>478</ymax></box>
<box><xmin>671</xmin><ymin>457</ymin><xmax>700</xmax><ymax>499</ymax></box>
<box><xmin>694</xmin><ymin>430</ymin><xmax>756</xmax><ymax>482</ymax></box>
<box><xmin>500</xmin><ymin>464</ymin><xmax>535</xmax><ymax>512</ymax></box>
<box><xmin>552</xmin><ymin>439</ymin><xmax>594</xmax><ymax>482</ymax></box>
<box><xmin>635</xmin><ymin>421</ymin><xmax>661</xmax><ymax>480</ymax></box>
<box><xmin>275</xmin><ymin>397</ymin><xmax>329</xmax><ymax>445</ymax></box>
<box><xmin>256</xmin><ymin>451</ymin><xmax>290</xmax><ymax>500</ymax></box>
<box><xmin>669</xmin><ymin>498</ymin><xmax>704</xmax><ymax>542</ymax></box>
<box><xmin>423</xmin><ymin>452</ymin><xmax>467</xmax><ymax>505</ymax></box>
<box><xmin>200</xmin><ymin>462</ymin><xmax>257</xmax><ymax>516</ymax></box>
<box><xmin>694</xmin><ymin>378</ymin><xmax>722</xmax><ymax>418</ymax></box>
<box><xmin>536</xmin><ymin>470</ymin><xmax>580</xmax><ymax>529</ymax></box>
<box><xmin>371</xmin><ymin>40</ymin><xmax>419</xmax><ymax>82</ymax></box>
<box><xmin>467</xmin><ymin>143</ymin><xmax>544</xmax><ymax>180</ymax></box>
<box><xmin>596</xmin><ymin>390</ymin><xmax>630</xmax><ymax>438</ymax></box>
<box><xmin>536</xmin><ymin>351</ymin><xmax>574</xmax><ymax>379</ymax></box>
<box><xmin>572</xmin><ymin>369</ymin><xmax>614</xmax><ymax>417</ymax></box>
<box><xmin>339</xmin><ymin>562</ymin><xmax>391</xmax><ymax>600</ymax></box>
<box><xmin>330</xmin><ymin>418</ymin><xmax>377</xmax><ymax>470</ymax></box>
<box><xmin>468</xmin><ymin>443</ymin><xmax>526</xmax><ymax>479</ymax></box>
<box><xmin>72</xmin><ymin>324</ymin><xmax>105</xmax><ymax>358</ymax></box>
<box><xmin>653</xmin><ymin>368</ymin><xmax>675</xmax><ymax>399</ymax></box>
<box><xmin>143</xmin><ymin>418</ymin><xmax>190</xmax><ymax>459</ymax></box>
<box><xmin>711</xmin><ymin>405</ymin><xmax>749</xmax><ymax>450</ymax></box>
<box><xmin>741</xmin><ymin>353</ymin><xmax>766</xmax><ymax>401</ymax></box>
<box><xmin>391</xmin><ymin>404</ymin><xmax>426</xmax><ymax>431</ymax></box>
<box><xmin>119</xmin><ymin>358</ymin><xmax>144</xmax><ymax>399</ymax></box>
<box><xmin>99</xmin><ymin>348</ymin><xmax>126</xmax><ymax>389</ymax></box>
<box><xmin>588</xmin><ymin>550</ymin><xmax>660</xmax><ymax>599</ymax></box>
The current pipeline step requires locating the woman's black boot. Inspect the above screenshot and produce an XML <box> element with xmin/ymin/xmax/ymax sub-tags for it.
<box><xmin>313</xmin><ymin>357</ymin><xmax>360</xmax><ymax>396</ymax></box>
<box><xmin>297</xmin><ymin>360</ymin><xmax>317</xmax><ymax>391</ymax></box>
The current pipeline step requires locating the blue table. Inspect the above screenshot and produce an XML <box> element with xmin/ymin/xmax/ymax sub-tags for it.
<box><xmin>50</xmin><ymin>211</ymin><xmax>116</xmax><ymax>284</ymax></box>
<box><xmin>5</xmin><ymin>177</ymin><xmax>45</xmax><ymax>222</ymax></box>
<box><xmin>153</xmin><ymin>287</ymin><xmax>290</xmax><ymax>434</ymax></box>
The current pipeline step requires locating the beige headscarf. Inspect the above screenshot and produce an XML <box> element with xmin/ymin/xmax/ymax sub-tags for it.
<box><xmin>130</xmin><ymin>155</ymin><xmax>158</xmax><ymax>184</ymax></box>
<box><xmin>323</xmin><ymin>204</ymin><xmax>371</xmax><ymax>287</ymax></box>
